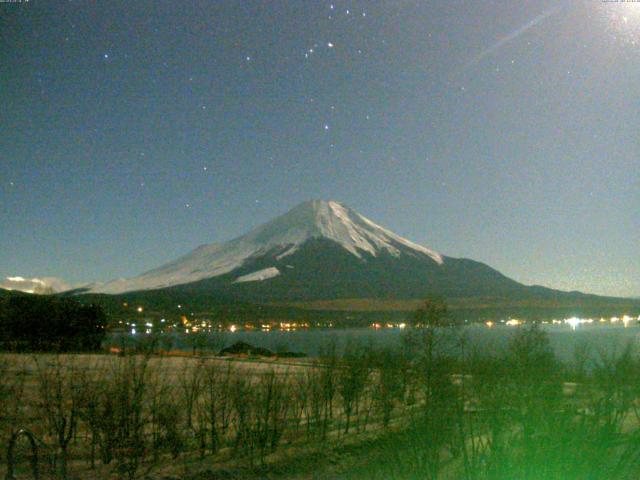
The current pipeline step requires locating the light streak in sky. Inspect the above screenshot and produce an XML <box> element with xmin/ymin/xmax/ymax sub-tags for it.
<box><xmin>461</xmin><ymin>5</ymin><xmax>563</xmax><ymax>72</ymax></box>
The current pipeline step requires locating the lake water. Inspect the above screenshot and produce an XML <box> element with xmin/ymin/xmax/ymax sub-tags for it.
<box><xmin>109</xmin><ymin>323</ymin><xmax>640</xmax><ymax>362</ymax></box>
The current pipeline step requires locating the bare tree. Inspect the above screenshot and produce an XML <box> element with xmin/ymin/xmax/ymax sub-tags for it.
<box><xmin>0</xmin><ymin>356</ymin><xmax>28</xmax><ymax>453</ymax></box>
<box><xmin>337</xmin><ymin>343</ymin><xmax>370</xmax><ymax>434</ymax></box>
<box><xmin>373</xmin><ymin>348</ymin><xmax>406</xmax><ymax>428</ymax></box>
<box><xmin>202</xmin><ymin>361</ymin><xmax>233</xmax><ymax>454</ymax></box>
<box><xmin>33</xmin><ymin>356</ymin><xmax>83</xmax><ymax>480</ymax></box>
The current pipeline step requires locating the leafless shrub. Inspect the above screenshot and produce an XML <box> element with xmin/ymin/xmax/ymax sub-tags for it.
<box><xmin>0</xmin><ymin>356</ymin><xmax>28</xmax><ymax>452</ymax></box>
<box><xmin>202</xmin><ymin>362</ymin><xmax>234</xmax><ymax>454</ymax></box>
<box><xmin>152</xmin><ymin>390</ymin><xmax>184</xmax><ymax>460</ymax></box>
<box><xmin>252</xmin><ymin>369</ymin><xmax>291</xmax><ymax>466</ymax></box>
<box><xmin>337</xmin><ymin>343</ymin><xmax>370</xmax><ymax>434</ymax></box>
<box><xmin>373</xmin><ymin>348</ymin><xmax>406</xmax><ymax>428</ymax></box>
<box><xmin>75</xmin><ymin>357</ymin><xmax>109</xmax><ymax>470</ymax></box>
<box><xmin>33</xmin><ymin>356</ymin><xmax>84</xmax><ymax>479</ymax></box>
<box><xmin>302</xmin><ymin>367</ymin><xmax>325</xmax><ymax>442</ymax></box>
<box><xmin>102</xmin><ymin>355</ymin><xmax>154</xmax><ymax>480</ymax></box>
<box><xmin>317</xmin><ymin>344</ymin><xmax>338</xmax><ymax>437</ymax></box>
<box><xmin>179</xmin><ymin>361</ymin><xmax>204</xmax><ymax>437</ymax></box>
<box><xmin>230</xmin><ymin>373</ymin><xmax>254</xmax><ymax>462</ymax></box>
<box><xmin>289</xmin><ymin>369</ymin><xmax>309</xmax><ymax>438</ymax></box>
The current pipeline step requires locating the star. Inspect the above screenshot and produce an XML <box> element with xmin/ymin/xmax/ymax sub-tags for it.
<box><xmin>103</xmin><ymin>53</ymin><xmax>109</xmax><ymax>59</ymax></box>
<box><xmin>324</xmin><ymin>124</ymin><xmax>330</xmax><ymax>130</ymax></box>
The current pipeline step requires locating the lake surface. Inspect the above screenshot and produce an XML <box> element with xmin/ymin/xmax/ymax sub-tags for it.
<box><xmin>108</xmin><ymin>323</ymin><xmax>640</xmax><ymax>361</ymax></box>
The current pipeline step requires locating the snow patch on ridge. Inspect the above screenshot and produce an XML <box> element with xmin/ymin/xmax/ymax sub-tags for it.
<box><xmin>234</xmin><ymin>267</ymin><xmax>280</xmax><ymax>283</ymax></box>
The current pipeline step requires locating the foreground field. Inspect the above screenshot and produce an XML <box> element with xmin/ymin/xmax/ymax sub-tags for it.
<box><xmin>3</xmin><ymin>327</ymin><xmax>640</xmax><ymax>479</ymax></box>
<box><xmin>0</xmin><ymin>348</ymin><xmax>417</xmax><ymax>480</ymax></box>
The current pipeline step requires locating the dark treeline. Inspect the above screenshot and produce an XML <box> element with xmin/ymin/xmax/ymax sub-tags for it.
<box><xmin>75</xmin><ymin>289</ymin><xmax>640</xmax><ymax>328</ymax></box>
<box><xmin>0</xmin><ymin>293</ymin><xmax>106</xmax><ymax>352</ymax></box>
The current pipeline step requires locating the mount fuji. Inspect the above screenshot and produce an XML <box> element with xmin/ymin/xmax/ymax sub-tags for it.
<box><xmin>75</xmin><ymin>200</ymin><xmax>640</xmax><ymax>321</ymax></box>
<box><xmin>83</xmin><ymin>200</ymin><xmax>638</xmax><ymax>317</ymax></box>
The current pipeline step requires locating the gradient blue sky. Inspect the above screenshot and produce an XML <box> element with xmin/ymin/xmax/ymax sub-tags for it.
<box><xmin>1</xmin><ymin>0</ymin><xmax>638</xmax><ymax>297</ymax></box>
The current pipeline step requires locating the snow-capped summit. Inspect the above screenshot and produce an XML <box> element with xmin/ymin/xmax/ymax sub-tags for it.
<box><xmin>91</xmin><ymin>200</ymin><xmax>443</xmax><ymax>294</ymax></box>
<box><xmin>265</xmin><ymin>200</ymin><xmax>443</xmax><ymax>263</ymax></box>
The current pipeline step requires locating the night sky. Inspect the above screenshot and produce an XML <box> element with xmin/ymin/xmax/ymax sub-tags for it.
<box><xmin>2</xmin><ymin>1</ymin><xmax>638</xmax><ymax>297</ymax></box>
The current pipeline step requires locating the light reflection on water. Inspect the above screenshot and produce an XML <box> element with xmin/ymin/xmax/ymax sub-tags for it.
<box><xmin>109</xmin><ymin>324</ymin><xmax>640</xmax><ymax>360</ymax></box>
<box><xmin>223</xmin><ymin>324</ymin><xmax>640</xmax><ymax>360</ymax></box>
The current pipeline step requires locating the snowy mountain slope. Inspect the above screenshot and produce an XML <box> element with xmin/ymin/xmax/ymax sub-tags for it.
<box><xmin>160</xmin><ymin>236</ymin><xmax>522</xmax><ymax>303</ymax></box>
<box><xmin>91</xmin><ymin>200</ymin><xmax>444</xmax><ymax>294</ymax></box>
